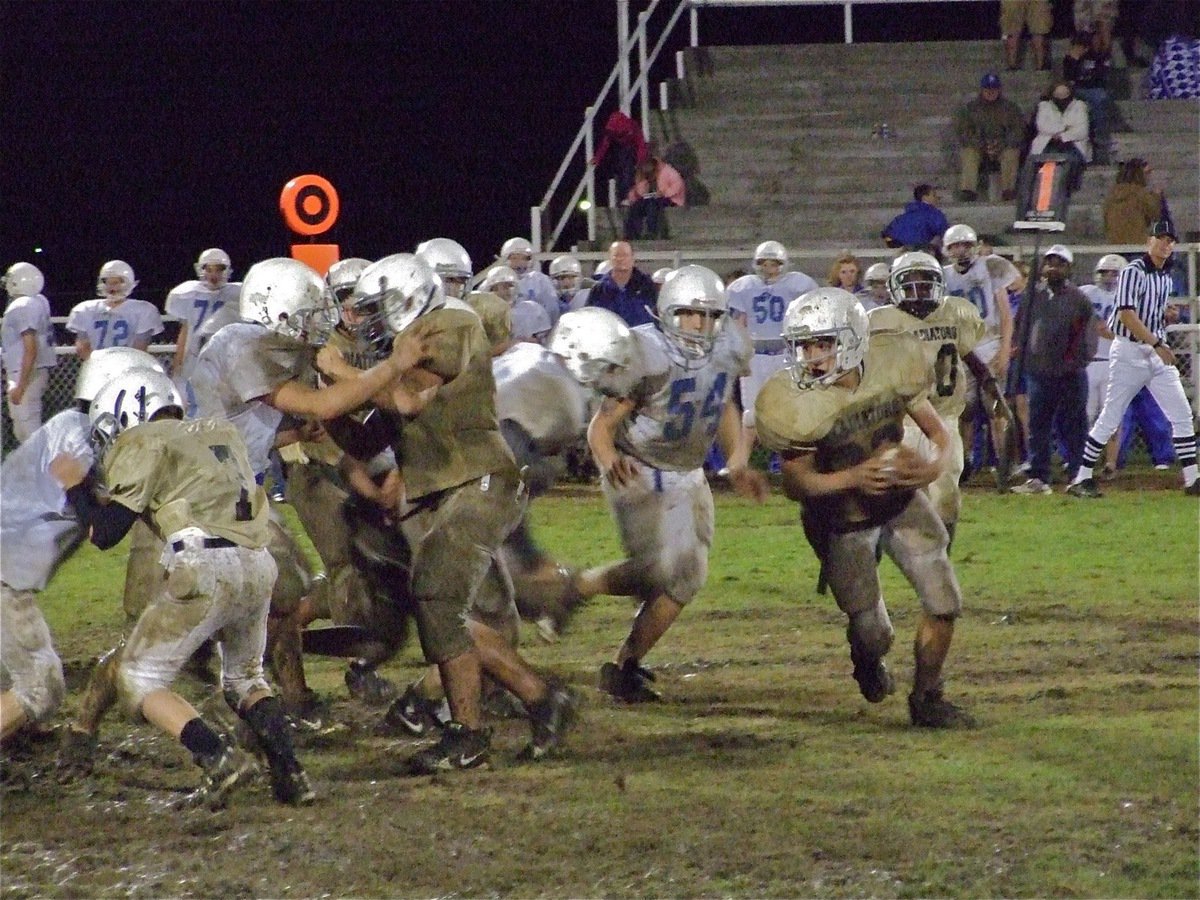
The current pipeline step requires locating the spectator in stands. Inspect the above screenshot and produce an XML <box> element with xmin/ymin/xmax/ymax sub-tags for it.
<box><xmin>1063</xmin><ymin>31</ymin><xmax>1114</xmax><ymax>164</ymax></box>
<box><xmin>623</xmin><ymin>157</ymin><xmax>686</xmax><ymax>241</ymax></box>
<box><xmin>1102</xmin><ymin>158</ymin><xmax>1163</xmax><ymax>242</ymax></box>
<box><xmin>1010</xmin><ymin>245</ymin><xmax>1098</xmax><ymax>494</ymax></box>
<box><xmin>1073</xmin><ymin>0</ymin><xmax>1117</xmax><ymax>55</ymax></box>
<box><xmin>827</xmin><ymin>253</ymin><xmax>864</xmax><ymax>294</ymax></box>
<box><xmin>1147</xmin><ymin>21</ymin><xmax>1200</xmax><ymax>99</ymax></box>
<box><xmin>882</xmin><ymin>184</ymin><xmax>950</xmax><ymax>253</ymax></box>
<box><xmin>1001</xmin><ymin>0</ymin><xmax>1053</xmax><ymax>71</ymax></box>
<box><xmin>591</xmin><ymin>110</ymin><xmax>650</xmax><ymax>200</ymax></box>
<box><xmin>1030</xmin><ymin>82</ymin><xmax>1091</xmax><ymax>193</ymax></box>
<box><xmin>954</xmin><ymin>73</ymin><xmax>1025</xmax><ymax>202</ymax></box>
<box><xmin>585</xmin><ymin>241</ymin><xmax>657</xmax><ymax>328</ymax></box>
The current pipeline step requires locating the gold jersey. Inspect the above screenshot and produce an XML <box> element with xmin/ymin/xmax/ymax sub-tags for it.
<box><xmin>395</xmin><ymin>307</ymin><xmax>515</xmax><ymax>500</ymax></box>
<box><xmin>755</xmin><ymin>331</ymin><xmax>931</xmax><ymax>530</ymax></box>
<box><xmin>869</xmin><ymin>296</ymin><xmax>985</xmax><ymax>419</ymax></box>
<box><xmin>103</xmin><ymin>418</ymin><xmax>270</xmax><ymax>548</ymax></box>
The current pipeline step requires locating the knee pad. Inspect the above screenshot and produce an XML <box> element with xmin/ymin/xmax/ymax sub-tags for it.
<box><xmin>15</xmin><ymin>652</ymin><xmax>65</xmax><ymax>724</ymax></box>
<box><xmin>847</xmin><ymin>600</ymin><xmax>895</xmax><ymax>660</ymax></box>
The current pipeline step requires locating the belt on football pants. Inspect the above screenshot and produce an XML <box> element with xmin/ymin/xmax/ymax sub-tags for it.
<box><xmin>171</xmin><ymin>536</ymin><xmax>238</xmax><ymax>552</ymax></box>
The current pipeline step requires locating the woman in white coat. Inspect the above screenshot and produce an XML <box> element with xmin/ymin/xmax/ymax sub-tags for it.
<box><xmin>1030</xmin><ymin>82</ymin><xmax>1091</xmax><ymax>192</ymax></box>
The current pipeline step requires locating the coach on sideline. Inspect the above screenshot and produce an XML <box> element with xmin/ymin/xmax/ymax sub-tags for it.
<box><xmin>1067</xmin><ymin>220</ymin><xmax>1200</xmax><ymax>497</ymax></box>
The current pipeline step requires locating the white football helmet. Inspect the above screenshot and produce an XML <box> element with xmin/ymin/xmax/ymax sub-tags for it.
<box><xmin>4</xmin><ymin>262</ymin><xmax>44</xmax><ymax>299</ymax></box>
<box><xmin>656</xmin><ymin>264</ymin><xmax>728</xmax><ymax>362</ymax></box>
<box><xmin>783</xmin><ymin>287</ymin><xmax>869</xmax><ymax>389</ymax></box>
<box><xmin>942</xmin><ymin>224</ymin><xmax>978</xmax><ymax>271</ymax></box>
<box><xmin>325</xmin><ymin>257</ymin><xmax>371</xmax><ymax>304</ymax></box>
<box><xmin>194</xmin><ymin>248</ymin><xmax>232</xmax><ymax>285</ymax></box>
<box><xmin>651</xmin><ymin>267</ymin><xmax>673</xmax><ymax>285</ymax></box>
<box><xmin>511</xmin><ymin>301</ymin><xmax>552</xmax><ymax>342</ymax></box>
<box><xmin>593</xmin><ymin>260</ymin><xmax>613</xmax><ymax>279</ymax></box>
<box><xmin>239</xmin><ymin>257</ymin><xmax>333</xmax><ymax>345</ymax></box>
<box><xmin>863</xmin><ymin>262</ymin><xmax>891</xmax><ymax>286</ymax></box>
<box><xmin>481</xmin><ymin>265</ymin><xmax>519</xmax><ymax>301</ymax></box>
<box><xmin>89</xmin><ymin>366</ymin><xmax>184</xmax><ymax>463</ymax></box>
<box><xmin>75</xmin><ymin>346</ymin><xmax>168</xmax><ymax>405</ymax></box>
<box><xmin>547</xmin><ymin>307</ymin><xmax>636</xmax><ymax>394</ymax></box>
<box><xmin>97</xmin><ymin>260</ymin><xmax>136</xmax><ymax>300</ymax></box>
<box><xmin>500</xmin><ymin>237</ymin><xmax>535</xmax><ymax>274</ymax></box>
<box><xmin>887</xmin><ymin>251</ymin><xmax>946</xmax><ymax>319</ymax></box>
<box><xmin>1094</xmin><ymin>253</ymin><xmax>1127</xmax><ymax>291</ymax></box>
<box><xmin>351</xmin><ymin>253</ymin><xmax>444</xmax><ymax>354</ymax></box>
<box><xmin>416</xmin><ymin>238</ymin><xmax>473</xmax><ymax>298</ymax></box>
<box><xmin>549</xmin><ymin>254</ymin><xmax>582</xmax><ymax>292</ymax></box>
<box><xmin>753</xmin><ymin>240</ymin><xmax>788</xmax><ymax>279</ymax></box>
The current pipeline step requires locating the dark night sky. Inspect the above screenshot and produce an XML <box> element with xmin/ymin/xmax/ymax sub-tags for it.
<box><xmin>2</xmin><ymin>0</ymin><xmax>1056</xmax><ymax>313</ymax></box>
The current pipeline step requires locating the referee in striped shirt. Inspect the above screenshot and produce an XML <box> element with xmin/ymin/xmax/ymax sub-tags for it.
<box><xmin>1068</xmin><ymin>220</ymin><xmax>1199</xmax><ymax>497</ymax></box>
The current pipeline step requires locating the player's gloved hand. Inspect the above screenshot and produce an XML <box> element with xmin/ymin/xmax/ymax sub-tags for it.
<box><xmin>726</xmin><ymin>466</ymin><xmax>769</xmax><ymax>503</ymax></box>
<box><xmin>602</xmin><ymin>455</ymin><xmax>639</xmax><ymax>489</ymax></box>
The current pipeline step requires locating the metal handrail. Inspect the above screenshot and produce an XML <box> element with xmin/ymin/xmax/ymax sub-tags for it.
<box><xmin>531</xmin><ymin>0</ymin><xmax>689</xmax><ymax>253</ymax></box>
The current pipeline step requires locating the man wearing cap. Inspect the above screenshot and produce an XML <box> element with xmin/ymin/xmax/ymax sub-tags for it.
<box><xmin>954</xmin><ymin>73</ymin><xmax>1025</xmax><ymax>202</ymax></box>
<box><xmin>1011</xmin><ymin>245</ymin><xmax>1098</xmax><ymax>494</ymax></box>
<box><xmin>1068</xmin><ymin>221</ymin><xmax>1200</xmax><ymax>496</ymax></box>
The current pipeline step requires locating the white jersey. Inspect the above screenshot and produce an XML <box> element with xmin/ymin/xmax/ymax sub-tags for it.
<box><xmin>1079</xmin><ymin>283</ymin><xmax>1116</xmax><ymax>361</ymax></box>
<box><xmin>66</xmin><ymin>297</ymin><xmax>163</xmax><ymax>350</ymax></box>
<box><xmin>193</xmin><ymin>322</ymin><xmax>313</xmax><ymax>478</ymax></box>
<box><xmin>0</xmin><ymin>410</ymin><xmax>92</xmax><ymax>591</ymax></box>
<box><xmin>165</xmin><ymin>280</ymin><xmax>242</xmax><ymax>379</ymax></box>
<box><xmin>1</xmin><ymin>293</ymin><xmax>56</xmax><ymax>375</ymax></box>
<box><xmin>518</xmin><ymin>270</ymin><xmax>561</xmax><ymax>328</ymax></box>
<box><xmin>726</xmin><ymin>271</ymin><xmax>819</xmax><ymax>346</ymax></box>
<box><xmin>611</xmin><ymin>324</ymin><xmax>752</xmax><ymax>471</ymax></box>
<box><xmin>493</xmin><ymin>342</ymin><xmax>589</xmax><ymax>455</ymax></box>
<box><xmin>943</xmin><ymin>256</ymin><xmax>1011</xmax><ymax>343</ymax></box>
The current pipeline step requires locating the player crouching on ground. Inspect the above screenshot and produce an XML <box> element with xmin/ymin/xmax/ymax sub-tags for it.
<box><xmin>755</xmin><ymin>288</ymin><xmax>974</xmax><ymax>728</ymax></box>
<box><xmin>52</xmin><ymin>367</ymin><xmax>314</xmax><ymax>807</ymax></box>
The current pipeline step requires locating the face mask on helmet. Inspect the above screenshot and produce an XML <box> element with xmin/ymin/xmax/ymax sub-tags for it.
<box><xmin>887</xmin><ymin>252</ymin><xmax>946</xmax><ymax>319</ymax></box>
<box><xmin>97</xmin><ymin>260</ymin><xmax>136</xmax><ymax>301</ymax></box>
<box><xmin>547</xmin><ymin>308</ymin><xmax>635</xmax><ymax>395</ymax></box>
<box><xmin>783</xmin><ymin>288</ymin><xmax>869</xmax><ymax>389</ymax></box>
<box><xmin>549</xmin><ymin>255</ymin><xmax>582</xmax><ymax>293</ymax></box>
<box><xmin>351</xmin><ymin>254</ymin><xmax>444</xmax><ymax>357</ymax></box>
<box><xmin>195</xmin><ymin>248</ymin><xmax>232</xmax><ymax>287</ymax></box>
<box><xmin>416</xmin><ymin>239</ymin><xmax>472</xmax><ymax>299</ymax></box>
<box><xmin>655</xmin><ymin>265</ymin><xmax>728</xmax><ymax>363</ymax></box>
<box><xmin>753</xmin><ymin>241</ymin><xmax>788</xmax><ymax>281</ymax></box>
<box><xmin>5</xmin><ymin>262</ymin><xmax>45</xmax><ymax>300</ymax></box>
<box><xmin>240</xmin><ymin>258</ymin><xmax>335</xmax><ymax>346</ymax></box>
<box><xmin>88</xmin><ymin>367</ymin><xmax>183</xmax><ymax>463</ymax></box>
<box><xmin>326</xmin><ymin>257</ymin><xmax>371</xmax><ymax>307</ymax></box>
<box><xmin>1094</xmin><ymin>254</ymin><xmax>1126</xmax><ymax>292</ymax></box>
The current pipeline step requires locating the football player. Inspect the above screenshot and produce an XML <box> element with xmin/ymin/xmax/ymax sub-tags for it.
<box><xmin>566</xmin><ymin>267</ymin><xmax>767</xmax><ymax>702</ymax></box>
<box><xmin>416</xmin><ymin>238</ymin><xmax>472</xmax><ymax>301</ymax></box>
<box><xmin>52</xmin><ymin>367</ymin><xmax>316</xmax><ymax>806</ymax></box>
<box><xmin>756</xmin><ymin>288</ymin><xmax>973</xmax><ymax>728</ymax></box>
<box><xmin>549</xmin><ymin>254</ymin><xmax>585</xmax><ymax>316</ymax></box>
<box><xmin>328</xmin><ymin>253</ymin><xmax>577</xmax><ymax>770</ymax></box>
<box><xmin>2</xmin><ymin>262</ymin><xmax>56</xmax><ymax>443</ymax></box>
<box><xmin>1</xmin><ymin>406</ymin><xmax>93</xmax><ymax>744</ymax></box>
<box><xmin>726</xmin><ymin>241</ymin><xmax>820</xmax><ymax>475</ymax></box>
<box><xmin>165</xmin><ymin>248</ymin><xmax>242</xmax><ymax>415</ymax></box>
<box><xmin>67</xmin><ymin>260</ymin><xmax>164</xmax><ymax>360</ymax></box>
<box><xmin>500</xmin><ymin>236</ymin><xmax>559</xmax><ymax>327</ymax></box>
<box><xmin>190</xmin><ymin>258</ymin><xmax>426</xmax><ymax>716</ymax></box>
<box><xmin>941</xmin><ymin>225</ymin><xmax>1019</xmax><ymax>486</ymax></box>
<box><xmin>869</xmin><ymin>251</ymin><xmax>987</xmax><ymax>542</ymax></box>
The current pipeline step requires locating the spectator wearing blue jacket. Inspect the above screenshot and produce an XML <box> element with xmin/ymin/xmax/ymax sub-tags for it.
<box><xmin>584</xmin><ymin>240</ymin><xmax>658</xmax><ymax>328</ymax></box>
<box><xmin>882</xmin><ymin>184</ymin><xmax>950</xmax><ymax>255</ymax></box>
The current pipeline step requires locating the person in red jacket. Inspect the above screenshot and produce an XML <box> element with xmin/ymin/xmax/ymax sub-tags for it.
<box><xmin>591</xmin><ymin>111</ymin><xmax>650</xmax><ymax>199</ymax></box>
<box><xmin>623</xmin><ymin>157</ymin><xmax>686</xmax><ymax>240</ymax></box>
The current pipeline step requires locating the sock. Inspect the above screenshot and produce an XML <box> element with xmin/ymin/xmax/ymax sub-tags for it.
<box><xmin>241</xmin><ymin>695</ymin><xmax>297</xmax><ymax>768</ymax></box>
<box><xmin>180</xmin><ymin>717</ymin><xmax>223</xmax><ymax>758</ymax></box>
<box><xmin>1183</xmin><ymin>464</ymin><xmax>1198</xmax><ymax>487</ymax></box>
<box><xmin>1073</xmin><ymin>465</ymin><xmax>1094</xmax><ymax>483</ymax></box>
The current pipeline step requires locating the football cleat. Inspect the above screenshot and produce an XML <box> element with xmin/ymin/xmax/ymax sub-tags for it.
<box><xmin>518</xmin><ymin>684</ymin><xmax>579</xmax><ymax>762</ymax></box>
<box><xmin>404</xmin><ymin>722</ymin><xmax>492</xmax><ymax>775</ymax></box>
<box><xmin>345</xmin><ymin>661</ymin><xmax>397</xmax><ymax>707</ymax></box>
<box><xmin>186</xmin><ymin>737</ymin><xmax>255</xmax><ymax>810</ymax></box>
<box><xmin>268</xmin><ymin>758</ymin><xmax>316</xmax><ymax>806</ymax></box>
<box><xmin>379</xmin><ymin>685</ymin><xmax>446</xmax><ymax>737</ymax></box>
<box><xmin>1011</xmin><ymin>478</ymin><xmax>1052</xmax><ymax>495</ymax></box>
<box><xmin>849</xmin><ymin>640</ymin><xmax>895</xmax><ymax>703</ymax></box>
<box><xmin>599</xmin><ymin>659</ymin><xmax>661</xmax><ymax>703</ymax></box>
<box><xmin>908</xmin><ymin>689</ymin><xmax>976</xmax><ymax>729</ymax></box>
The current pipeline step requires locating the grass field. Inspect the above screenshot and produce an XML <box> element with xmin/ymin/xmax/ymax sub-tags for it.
<box><xmin>3</xmin><ymin>471</ymin><xmax>1198</xmax><ymax>898</ymax></box>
